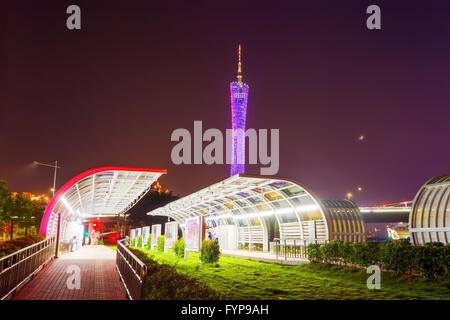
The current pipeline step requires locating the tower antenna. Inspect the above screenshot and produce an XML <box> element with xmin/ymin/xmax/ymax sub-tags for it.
<box><xmin>237</xmin><ymin>44</ymin><xmax>243</xmax><ymax>83</ymax></box>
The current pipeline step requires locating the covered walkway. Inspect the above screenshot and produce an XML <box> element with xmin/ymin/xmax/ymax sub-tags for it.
<box><xmin>11</xmin><ymin>246</ymin><xmax>126</xmax><ymax>300</ymax></box>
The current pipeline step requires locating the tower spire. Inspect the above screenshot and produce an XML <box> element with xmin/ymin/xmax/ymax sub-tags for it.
<box><xmin>237</xmin><ymin>44</ymin><xmax>243</xmax><ymax>83</ymax></box>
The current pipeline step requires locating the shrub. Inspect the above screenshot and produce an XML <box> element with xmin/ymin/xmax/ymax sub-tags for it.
<box><xmin>352</xmin><ymin>242</ymin><xmax>380</xmax><ymax>267</ymax></box>
<box><xmin>0</xmin><ymin>234</ymin><xmax>45</xmax><ymax>257</ymax></box>
<box><xmin>379</xmin><ymin>241</ymin><xmax>414</xmax><ymax>274</ymax></box>
<box><xmin>157</xmin><ymin>235</ymin><xmax>165</xmax><ymax>252</ymax></box>
<box><xmin>416</xmin><ymin>242</ymin><xmax>449</xmax><ymax>280</ymax></box>
<box><xmin>339</xmin><ymin>241</ymin><xmax>354</xmax><ymax>265</ymax></box>
<box><xmin>0</xmin><ymin>243</ymin><xmax>21</xmax><ymax>258</ymax></box>
<box><xmin>137</xmin><ymin>235</ymin><xmax>142</xmax><ymax>248</ymax></box>
<box><xmin>200</xmin><ymin>239</ymin><xmax>220</xmax><ymax>264</ymax></box>
<box><xmin>174</xmin><ymin>238</ymin><xmax>185</xmax><ymax>258</ymax></box>
<box><xmin>130</xmin><ymin>248</ymin><xmax>222</xmax><ymax>299</ymax></box>
<box><xmin>131</xmin><ymin>238</ymin><xmax>136</xmax><ymax>247</ymax></box>
<box><xmin>306</xmin><ymin>240</ymin><xmax>449</xmax><ymax>281</ymax></box>
<box><xmin>21</xmin><ymin>234</ymin><xmax>44</xmax><ymax>243</ymax></box>
<box><xmin>306</xmin><ymin>243</ymin><xmax>322</xmax><ymax>263</ymax></box>
<box><xmin>321</xmin><ymin>240</ymin><xmax>342</xmax><ymax>264</ymax></box>
<box><xmin>146</xmin><ymin>234</ymin><xmax>152</xmax><ymax>249</ymax></box>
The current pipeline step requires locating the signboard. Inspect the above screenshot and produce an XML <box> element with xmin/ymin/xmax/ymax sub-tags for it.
<box><xmin>151</xmin><ymin>224</ymin><xmax>161</xmax><ymax>250</ymax></box>
<box><xmin>130</xmin><ymin>229</ymin><xmax>136</xmax><ymax>244</ymax></box>
<box><xmin>185</xmin><ymin>217</ymin><xmax>205</xmax><ymax>252</ymax></box>
<box><xmin>164</xmin><ymin>222</ymin><xmax>178</xmax><ymax>252</ymax></box>
<box><xmin>142</xmin><ymin>226</ymin><xmax>150</xmax><ymax>248</ymax></box>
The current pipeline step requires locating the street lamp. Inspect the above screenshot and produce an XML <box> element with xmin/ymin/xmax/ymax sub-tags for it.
<box><xmin>33</xmin><ymin>160</ymin><xmax>61</xmax><ymax>197</ymax></box>
<box><xmin>34</xmin><ymin>160</ymin><xmax>62</xmax><ymax>258</ymax></box>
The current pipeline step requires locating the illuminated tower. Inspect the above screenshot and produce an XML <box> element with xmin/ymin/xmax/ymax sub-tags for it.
<box><xmin>230</xmin><ymin>44</ymin><xmax>249</xmax><ymax>176</ymax></box>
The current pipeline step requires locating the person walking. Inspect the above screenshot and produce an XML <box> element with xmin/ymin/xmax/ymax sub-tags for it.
<box><xmin>95</xmin><ymin>231</ymin><xmax>100</xmax><ymax>245</ymax></box>
<box><xmin>70</xmin><ymin>236</ymin><xmax>77</xmax><ymax>252</ymax></box>
<box><xmin>90</xmin><ymin>230</ymin><xmax>96</xmax><ymax>246</ymax></box>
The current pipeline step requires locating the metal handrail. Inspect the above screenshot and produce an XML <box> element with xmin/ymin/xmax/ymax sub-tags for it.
<box><xmin>0</xmin><ymin>237</ymin><xmax>56</xmax><ymax>300</ymax></box>
<box><xmin>272</xmin><ymin>238</ymin><xmax>328</xmax><ymax>259</ymax></box>
<box><xmin>116</xmin><ymin>238</ymin><xmax>147</xmax><ymax>300</ymax></box>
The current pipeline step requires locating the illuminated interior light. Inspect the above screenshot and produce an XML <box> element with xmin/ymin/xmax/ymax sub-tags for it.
<box><xmin>60</xmin><ymin>196</ymin><xmax>75</xmax><ymax>215</ymax></box>
<box><xmin>205</xmin><ymin>204</ymin><xmax>319</xmax><ymax>221</ymax></box>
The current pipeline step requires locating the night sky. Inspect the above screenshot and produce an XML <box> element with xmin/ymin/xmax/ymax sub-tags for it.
<box><xmin>1</xmin><ymin>0</ymin><xmax>449</xmax><ymax>206</ymax></box>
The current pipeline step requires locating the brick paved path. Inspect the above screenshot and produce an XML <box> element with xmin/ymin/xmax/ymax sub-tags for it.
<box><xmin>12</xmin><ymin>245</ymin><xmax>127</xmax><ymax>300</ymax></box>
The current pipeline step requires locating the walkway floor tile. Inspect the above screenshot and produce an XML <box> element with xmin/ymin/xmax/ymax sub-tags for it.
<box><xmin>12</xmin><ymin>245</ymin><xmax>127</xmax><ymax>300</ymax></box>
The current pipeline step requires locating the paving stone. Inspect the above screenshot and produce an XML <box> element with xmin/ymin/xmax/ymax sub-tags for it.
<box><xmin>12</xmin><ymin>245</ymin><xmax>127</xmax><ymax>300</ymax></box>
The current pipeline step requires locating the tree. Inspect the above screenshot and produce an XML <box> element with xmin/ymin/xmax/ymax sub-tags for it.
<box><xmin>126</xmin><ymin>186</ymin><xmax>179</xmax><ymax>227</ymax></box>
<box><xmin>0</xmin><ymin>181</ymin><xmax>45</xmax><ymax>239</ymax></box>
<box><xmin>15</xmin><ymin>194</ymin><xmax>37</xmax><ymax>235</ymax></box>
<box><xmin>0</xmin><ymin>180</ymin><xmax>17</xmax><ymax>240</ymax></box>
<box><xmin>0</xmin><ymin>180</ymin><xmax>9</xmax><ymax>211</ymax></box>
<box><xmin>0</xmin><ymin>180</ymin><xmax>10</xmax><ymax>237</ymax></box>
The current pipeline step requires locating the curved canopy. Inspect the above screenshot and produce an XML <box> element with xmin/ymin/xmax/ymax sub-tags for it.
<box><xmin>148</xmin><ymin>174</ymin><xmax>331</xmax><ymax>244</ymax></box>
<box><xmin>410</xmin><ymin>172</ymin><xmax>450</xmax><ymax>245</ymax></box>
<box><xmin>322</xmin><ymin>199</ymin><xmax>366</xmax><ymax>242</ymax></box>
<box><xmin>40</xmin><ymin>166</ymin><xmax>166</xmax><ymax>237</ymax></box>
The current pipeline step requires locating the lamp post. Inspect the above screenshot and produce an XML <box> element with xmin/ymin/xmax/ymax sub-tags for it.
<box><xmin>33</xmin><ymin>160</ymin><xmax>60</xmax><ymax>197</ymax></box>
<box><xmin>34</xmin><ymin>160</ymin><xmax>61</xmax><ymax>257</ymax></box>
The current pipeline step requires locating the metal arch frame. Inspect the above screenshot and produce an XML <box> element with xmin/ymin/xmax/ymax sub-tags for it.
<box><xmin>322</xmin><ymin>199</ymin><xmax>365</xmax><ymax>242</ymax></box>
<box><xmin>39</xmin><ymin>166</ymin><xmax>167</xmax><ymax>237</ymax></box>
<box><xmin>244</xmin><ymin>174</ymin><xmax>331</xmax><ymax>241</ymax></box>
<box><xmin>410</xmin><ymin>173</ymin><xmax>450</xmax><ymax>245</ymax></box>
<box><xmin>157</xmin><ymin>177</ymin><xmax>266</xmax><ymax>247</ymax></box>
<box><xmin>233</xmin><ymin>189</ymin><xmax>269</xmax><ymax>249</ymax></box>
<box><xmin>147</xmin><ymin>174</ymin><xmax>331</xmax><ymax>246</ymax></box>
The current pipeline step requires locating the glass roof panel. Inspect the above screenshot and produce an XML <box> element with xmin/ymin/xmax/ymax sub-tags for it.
<box><xmin>264</xmin><ymin>191</ymin><xmax>282</xmax><ymax>201</ymax></box>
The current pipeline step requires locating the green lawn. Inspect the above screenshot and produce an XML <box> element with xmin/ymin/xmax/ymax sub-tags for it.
<box><xmin>135</xmin><ymin>247</ymin><xmax>450</xmax><ymax>300</ymax></box>
<box><xmin>106</xmin><ymin>244</ymin><xmax>117</xmax><ymax>252</ymax></box>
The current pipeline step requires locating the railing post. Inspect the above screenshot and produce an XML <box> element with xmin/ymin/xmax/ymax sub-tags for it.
<box><xmin>116</xmin><ymin>239</ymin><xmax>147</xmax><ymax>300</ymax></box>
<box><xmin>0</xmin><ymin>237</ymin><xmax>55</xmax><ymax>300</ymax></box>
<box><xmin>55</xmin><ymin>213</ymin><xmax>61</xmax><ymax>259</ymax></box>
<box><xmin>303</xmin><ymin>240</ymin><xmax>306</xmax><ymax>258</ymax></box>
<box><xmin>293</xmin><ymin>240</ymin><xmax>296</xmax><ymax>258</ymax></box>
<box><xmin>275</xmin><ymin>241</ymin><xmax>278</xmax><ymax>259</ymax></box>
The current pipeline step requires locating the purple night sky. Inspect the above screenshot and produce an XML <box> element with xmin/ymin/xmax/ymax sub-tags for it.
<box><xmin>1</xmin><ymin>0</ymin><xmax>449</xmax><ymax>206</ymax></box>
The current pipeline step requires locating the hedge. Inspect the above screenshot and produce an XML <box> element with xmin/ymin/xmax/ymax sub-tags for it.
<box><xmin>307</xmin><ymin>240</ymin><xmax>450</xmax><ymax>281</ymax></box>
<box><xmin>0</xmin><ymin>234</ymin><xmax>45</xmax><ymax>258</ymax></box>
<box><xmin>174</xmin><ymin>238</ymin><xmax>185</xmax><ymax>258</ymax></box>
<box><xmin>200</xmin><ymin>239</ymin><xmax>220</xmax><ymax>264</ymax></box>
<box><xmin>146</xmin><ymin>234</ymin><xmax>152</xmax><ymax>249</ymax></box>
<box><xmin>131</xmin><ymin>248</ymin><xmax>222</xmax><ymax>299</ymax></box>
<box><xmin>157</xmin><ymin>235</ymin><xmax>165</xmax><ymax>252</ymax></box>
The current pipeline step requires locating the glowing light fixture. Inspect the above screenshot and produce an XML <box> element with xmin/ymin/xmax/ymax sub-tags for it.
<box><xmin>60</xmin><ymin>196</ymin><xmax>75</xmax><ymax>215</ymax></box>
<box><xmin>206</xmin><ymin>204</ymin><xmax>319</xmax><ymax>221</ymax></box>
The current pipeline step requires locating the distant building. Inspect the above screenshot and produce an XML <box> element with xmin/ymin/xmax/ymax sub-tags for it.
<box><xmin>11</xmin><ymin>192</ymin><xmax>50</xmax><ymax>203</ymax></box>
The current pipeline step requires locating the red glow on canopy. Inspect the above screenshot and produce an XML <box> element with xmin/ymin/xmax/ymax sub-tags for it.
<box><xmin>39</xmin><ymin>166</ymin><xmax>167</xmax><ymax>237</ymax></box>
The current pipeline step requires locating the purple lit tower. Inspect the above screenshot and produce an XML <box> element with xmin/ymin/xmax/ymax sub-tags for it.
<box><xmin>230</xmin><ymin>44</ymin><xmax>249</xmax><ymax>176</ymax></box>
